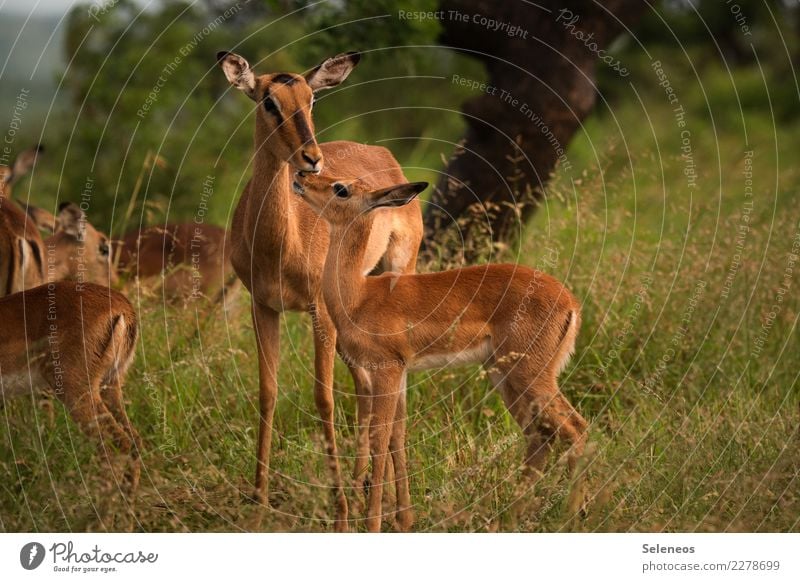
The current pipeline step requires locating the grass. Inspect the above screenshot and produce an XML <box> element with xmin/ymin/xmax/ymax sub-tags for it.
<box><xmin>2</xmin><ymin>59</ymin><xmax>799</xmax><ymax>532</ymax></box>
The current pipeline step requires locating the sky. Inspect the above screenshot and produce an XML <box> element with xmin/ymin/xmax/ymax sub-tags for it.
<box><xmin>2</xmin><ymin>0</ymin><xmax>83</xmax><ymax>15</ymax></box>
<box><xmin>1</xmin><ymin>0</ymin><xmax>149</xmax><ymax>16</ymax></box>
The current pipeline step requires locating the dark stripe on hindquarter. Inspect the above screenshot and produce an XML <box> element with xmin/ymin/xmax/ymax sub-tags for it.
<box><xmin>556</xmin><ymin>311</ymin><xmax>573</xmax><ymax>348</ymax></box>
<box><xmin>95</xmin><ymin>314</ymin><xmax>121</xmax><ymax>360</ymax></box>
<box><xmin>125</xmin><ymin>312</ymin><xmax>138</xmax><ymax>353</ymax></box>
<box><xmin>14</xmin><ymin>238</ymin><xmax>27</xmax><ymax>295</ymax></box>
<box><xmin>5</xmin><ymin>239</ymin><xmax>18</xmax><ymax>296</ymax></box>
<box><xmin>28</xmin><ymin>238</ymin><xmax>43</xmax><ymax>281</ymax></box>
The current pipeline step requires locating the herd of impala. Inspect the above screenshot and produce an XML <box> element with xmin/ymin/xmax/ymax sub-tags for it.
<box><xmin>0</xmin><ymin>51</ymin><xmax>588</xmax><ymax>532</ymax></box>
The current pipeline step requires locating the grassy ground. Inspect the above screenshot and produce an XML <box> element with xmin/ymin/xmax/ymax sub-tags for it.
<box><xmin>2</xmin><ymin>59</ymin><xmax>799</xmax><ymax>532</ymax></box>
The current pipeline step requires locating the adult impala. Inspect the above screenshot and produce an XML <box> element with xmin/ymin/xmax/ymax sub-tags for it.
<box><xmin>293</xmin><ymin>172</ymin><xmax>588</xmax><ymax>531</ymax></box>
<box><xmin>217</xmin><ymin>51</ymin><xmax>423</xmax><ymax>529</ymax></box>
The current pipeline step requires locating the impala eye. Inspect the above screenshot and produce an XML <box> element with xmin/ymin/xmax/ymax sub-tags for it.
<box><xmin>99</xmin><ymin>240</ymin><xmax>110</xmax><ymax>257</ymax></box>
<box><xmin>333</xmin><ymin>183</ymin><xmax>349</xmax><ymax>199</ymax></box>
<box><xmin>263</xmin><ymin>96</ymin><xmax>278</xmax><ymax>115</ymax></box>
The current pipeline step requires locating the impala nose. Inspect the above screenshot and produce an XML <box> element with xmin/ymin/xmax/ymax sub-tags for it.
<box><xmin>301</xmin><ymin>150</ymin><xmax>322</xmax><ymax>173</ymax></box>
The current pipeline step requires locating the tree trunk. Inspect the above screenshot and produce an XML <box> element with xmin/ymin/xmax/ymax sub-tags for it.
<box><xmin>424</xmin><ymin>0</ymin><xmax>646</xmax><ymax>256</ymax></box>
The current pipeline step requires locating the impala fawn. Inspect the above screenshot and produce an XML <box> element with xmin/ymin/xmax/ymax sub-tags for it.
<box><xmin>217</xmin><ymin>51</ymin><xmax>423</xmax><ymax>529</ymax></box>
<box><xmin>0</xmin><ymin>282</ymin><xmax>142</xmax><ymax>492</ymax></box>
<box><xmin>293</xmin><ymin>173</ymin><xmax>589</xmax><ymax>531</ymax></box>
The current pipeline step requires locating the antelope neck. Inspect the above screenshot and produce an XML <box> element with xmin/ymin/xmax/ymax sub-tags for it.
<box><xmin>322</xmin><ymin>216</ymin><xmax>373</xmax><ymax>320</ymax></box>
<box><xmin>250</xmin><ymin>125</ymin><xmax>297</xmax><ymax>246</ymax></box>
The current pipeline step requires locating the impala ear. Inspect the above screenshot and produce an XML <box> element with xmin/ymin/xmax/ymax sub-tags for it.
<box><xmin>56</xmin><ymin>202</ymin><xmax>86</xmax><ymax>239</ymax></box>
<box><xmin>7</xmin><ymin>144</ymin><xmax>44</xmax><ymax>185</ymax></box>
<box><xmin>27</xmin><ymin>205</ymin><xmax>57</xmax><ymax>233</ymax></box>
<box><xmin>217</xmin><ymin>51</ymin><xmax>256</xmax><ymax>99</ymax></box>
<box><xmin>305</xmin><ymin>51</ymin><xmax>361</xmax><ymax>92</ymax></box>
<box><xmin>368</xmin><ymin>182</ymin><xmax>428</xmax><ymax>210</ymax></box>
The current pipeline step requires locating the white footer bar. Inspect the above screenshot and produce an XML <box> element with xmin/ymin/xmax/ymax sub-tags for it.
<box><xmin>2</xmin><ymin>533</ymin><xmax>798</xmax><ymax>581</ymax></box>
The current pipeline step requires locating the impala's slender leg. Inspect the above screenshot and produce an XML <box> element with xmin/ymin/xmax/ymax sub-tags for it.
<box><xmin>252</xmin><ymin>301</ymin><xmax>280</xmax><ymax>507</ymax></box>
<box><xmin>497</xmin><ymin>378</ymin><xmax>552</xmax><ymax>477</ymax></box>
<box><xmin>519</xmin><ymin>378</ymin><xmax>589</xmax><ymax>516</ymax></box>
<box><xmin>365</xmin><ymin>366</ymin><xmax>403</xmax><ymax>532</ymax></box>
<box><xmin>349</xmin><ymin>364</ymin><xmax>372</xmax><ymax>504</ymax></box>
<box><xmin>349</xmin><ymin>365</ymin><xmax>400</xmax><ymax>524</ymax></box>
<box><xmin>310</xmin><ymin>302</ymin><xmax>349</xmax><ymax>531</ymax></box>
<box><xmin>389</xmin><ymin>370</ymin><xmax>412</xmax><ymax>531</ymax></box>
<box><xmin>497</xmin><ymin>369</ymin><xmax>587</xmax><ymax>476</ymax></box>
<box><xmin>535</xmin><ymin>389</ymin><xmax>588</xmax><ymax>475</ymax></box>
<box><xmin>100</xmin><ymin>379</ymin><xmax>142</xmax><ymax>493</ymax></box>
<box><xmin>60</xmin><ymin>382</ymin><xmax>131</xmax><ymax>486</ymax></box>
<box><xmin>382</xmin><ymin>433</ymin><xmax>398</xmax><ymax>511</ymax></box>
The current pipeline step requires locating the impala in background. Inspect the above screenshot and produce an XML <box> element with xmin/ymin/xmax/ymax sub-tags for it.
<box><xmin>0</xmin><ymin>282</ymin><xmax>142</xmax><ymax>493</ymax></box>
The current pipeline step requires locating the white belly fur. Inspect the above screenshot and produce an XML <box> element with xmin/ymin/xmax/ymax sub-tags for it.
<box><xmin>409</xmin><ymin>338</ymin><xmax>493</xmax><ymax>372</ymax></box>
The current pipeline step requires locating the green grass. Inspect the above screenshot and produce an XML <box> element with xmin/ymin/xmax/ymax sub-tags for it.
<box><xmin>2</xmin><ymin>60</ymin><xmax>799</xmax><ymax>532</ymax></box>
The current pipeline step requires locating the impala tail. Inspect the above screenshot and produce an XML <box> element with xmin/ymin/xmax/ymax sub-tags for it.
<box><xmin>553</xmin><ymin>308</ymin><xmax>581</xmax><ymax>376</ymax></box>
<box><xmin>101</xmin><ymin>308</ymin><xmax>139</xmax><ymax>389</ymax></box>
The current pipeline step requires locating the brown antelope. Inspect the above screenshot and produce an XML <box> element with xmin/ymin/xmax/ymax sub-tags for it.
<box><xmin>0</xmin><ymin>282</ymin><xmax>142</xmax><ymax>492</ymax></box>
<box><xmin>43</xmin><ymin>202</ymin><xmax>117</xmax><ymax>287</ymax></box>
<box><xmin>0</xmin><ymin>146</ymin><xmax>47</xmax><ymax>295</ymax></box>
<box><xmin>114</xmin><ymin>223</ymin><xmax>239</xmax><ymax>305</ymax></box>
<box><xmin>292</xmin><ymin>173</ymin><xmax>589</xmax><ymax>532</ymax></box>
<box><xmin>217</xmin><ymin>50</ymin><xmax>423</xmax><ymax>529</ymax></box>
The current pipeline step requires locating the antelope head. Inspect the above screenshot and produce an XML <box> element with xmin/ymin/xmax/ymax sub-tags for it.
<box><xmin>293</xmin><ymin>170</ymin><xmax>427</xmax><ymax>226</ymax></box>
<box><xmin>45</xmin><ymin>202</ymin><xmax>117</xmax><ymax>286</ymax></box>
<box><xmin>217</xmin><ymin>50</ymin><xmax>361</xmax><ymax>174</ymax></box>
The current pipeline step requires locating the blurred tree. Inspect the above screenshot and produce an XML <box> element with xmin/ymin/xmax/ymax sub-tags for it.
<box><xmin>423</xmin><ymin>0</ymin><xmax>647</xmax><ymax>256</ymax></box>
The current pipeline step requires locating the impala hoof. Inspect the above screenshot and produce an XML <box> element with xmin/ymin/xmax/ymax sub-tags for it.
<box><xmin>395</xmin><ymin>507</ymin><xmax>414</xmax><ymax>532</ymax></box>
<box><xmin>249</xmin><ymin>489</ymin><xmax>268</xmax><ymax>506</ymax></box>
